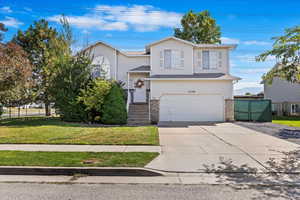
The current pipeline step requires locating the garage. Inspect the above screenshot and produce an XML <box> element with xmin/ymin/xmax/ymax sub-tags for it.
<box><xmin>159</xmin><ymin>94</ymin><xmax>224</xmax><ymax>121</ymax></box>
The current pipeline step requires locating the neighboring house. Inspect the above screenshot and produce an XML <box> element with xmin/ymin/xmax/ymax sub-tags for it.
<box><xmin>84</xmin><ymin>36</ymin><xmax>240</xmax><ymax>124</ymax></box>
<box><xmin>264</xmin><ymin>76</ymin><xmax>300</xmax><ymax>116</ymax></box>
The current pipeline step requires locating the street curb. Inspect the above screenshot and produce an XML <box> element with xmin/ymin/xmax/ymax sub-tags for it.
<box><xmin>0</xmin><ymin>166</ymin><xmax>163</xmax><ymax>176</ymax></box>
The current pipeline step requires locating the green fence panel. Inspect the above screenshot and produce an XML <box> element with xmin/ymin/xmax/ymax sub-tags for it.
<box><xmin>234</xmin><ymin>100</ymin><xmax>272</xmax><ymax>122</ymax></box>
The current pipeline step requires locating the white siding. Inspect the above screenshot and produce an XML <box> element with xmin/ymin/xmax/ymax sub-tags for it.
<box><xmin>117</xmin><ymin>53</ymin><xmax>149</xmax><ymax>88</ymax></box>
<box><xmin>193</xmin><ymin>48</ymin><xmax>228</xmax><ymax>74</ymax></box>
<box><xmin>264</xmin><ymin>77</ymin><xmax>300</xmax><ymax>103</ymax></box>
<box><xmin>151</xmin><ymin>80</ymin><xmax>233</xmax><ymax>99</ymax></box>
<box><xmin>88</xmin><ymin>43</ymin><xmax>150</xmax><ymax>89</ymax></box>
<box><xmin>151</xmin><ymin>39</ymin><xmax>193</xmax><ymax>75</ymax></box>
<box><xmin>88</xmin><ymin>44</ymin><xmax>116</xmax><ymax>79</ymax></box>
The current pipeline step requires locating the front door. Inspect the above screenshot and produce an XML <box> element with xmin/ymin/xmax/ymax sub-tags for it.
<box><xmin>134</xmin><ymin>79</ymin><xmax>146</xmax><ymax>103</ymax></box>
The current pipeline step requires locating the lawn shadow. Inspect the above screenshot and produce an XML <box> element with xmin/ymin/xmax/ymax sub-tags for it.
<box><xmin>0</xmin><ymin>117</ymin><xmax>143</xmax><ymax>128</ymax></box>
<box><xmin>203</xmin><ymin>149</ymin><xmax>300</xmax><ymax>200</ymax></box>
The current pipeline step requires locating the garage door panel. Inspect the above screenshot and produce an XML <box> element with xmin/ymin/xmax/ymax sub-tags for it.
<box><xmin>160</xmin><ymin>95</ymin><xmax>224</xmax><ymax>121</ymax></box>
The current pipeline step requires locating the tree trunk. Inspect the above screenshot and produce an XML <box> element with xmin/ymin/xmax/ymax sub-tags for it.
<box><xmin>45</xmin><ymin>102</ymin><xmax>51</xmax><ymax>116</ymax></box>
<box><xmin>18</xmin><ymin>106</ymin><xmax>20</xmax><ymax>118</ymax></box>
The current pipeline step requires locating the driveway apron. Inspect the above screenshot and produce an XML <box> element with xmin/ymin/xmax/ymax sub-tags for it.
<box><xmin>146</xmin><ymin>123</ymin><xmax>299</xmax><ymax>173</ymax></box>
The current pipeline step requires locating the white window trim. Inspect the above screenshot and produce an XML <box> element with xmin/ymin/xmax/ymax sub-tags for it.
<box><xmin>162</xmin><ymin>48</ymin><xmax>184</xmax><ymax>70</ymax></box>
<box><xmin>202</xmin><ymin>50</ymin><xmax>210</xmax><ymax>70</ymax></box>
<box><xmin>202</xmin><ymin>50</ymin><xmax>222</xmax><ymax>70</ymax></box>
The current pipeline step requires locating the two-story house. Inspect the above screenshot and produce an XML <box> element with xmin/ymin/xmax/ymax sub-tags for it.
<box><xmin>84</xmin><ymin>36</ymin><xmax>240</xmax><ymax>124</ymax></box>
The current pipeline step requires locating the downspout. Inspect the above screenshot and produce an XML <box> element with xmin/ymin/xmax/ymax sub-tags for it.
<box><xmin>126</xmin><ymin>72</ymin><xmax>130</xmax><ymax>112</ymax></box>
<box><xmin>148</xmin><ymin>47</ymin><xmax>152</xmax><ymax>122</ymax></box>
<box><xmin>192</xmin><ymin>47</ymin><xmax>194</xmax><ymax>74</ymax></box>
<box><xmin>115</xmin><ymin>49</ymin><xmax>118</xmax><ymax>80</ymax></box>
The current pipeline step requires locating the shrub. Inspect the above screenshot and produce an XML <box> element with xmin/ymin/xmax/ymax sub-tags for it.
<box><xmin>78</xmin><ymin>78</ymin><xmax>112</xmax><ymax>122</ymax></box>
<box><xmin>101</xmin><ymin>82</ymin><xmax>127</xmax><ymax>125</ymax></box>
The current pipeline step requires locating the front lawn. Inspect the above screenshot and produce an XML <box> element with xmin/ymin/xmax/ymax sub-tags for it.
<box><xmin>0</xmin><ymin>151</ymin><xmax>158</xmax><ymax>167</ymax></box>
<box><xmin>272</xmin><ymin>116</ymin><xmax>300</xmax><ymax>128</ymax></box>
<box><xmin>0</xmin><ymin>118</ymin><xmax>159</xmax><ymax>145</ymax></box>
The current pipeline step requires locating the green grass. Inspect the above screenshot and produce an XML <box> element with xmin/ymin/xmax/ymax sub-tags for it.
<box><xmin>0</xmin><ymin>151</ymin><xmax>158</xmax><ymax>167</ymax></box>
<box><xmin>272</xmin><ymin>116</ymin><xmax>300</xmax><ymax>127</ymax></box>
<box><xmin>0</xmin><ymin>118</ymin><xmax>159</xmax><ymax>145</ymax></box>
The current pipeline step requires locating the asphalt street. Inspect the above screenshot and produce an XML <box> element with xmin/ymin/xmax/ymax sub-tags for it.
<box><xmin>0</xmin><ymin>183</ymin><xmax>298</xmax><ymax>200</ymax></box>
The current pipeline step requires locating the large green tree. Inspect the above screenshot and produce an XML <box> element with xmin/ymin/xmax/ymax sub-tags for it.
<box><xmin>257</xmin><ymin>26</ymin><xmax>300</xmax><ymax>83</ymax></box>
<box><xmin>13</xmin><ymin>19</ymin><xmax>63</xmax><ymax>116</ymax></box>
<box><xmin>174</xmin><ymin>10</ymin><xmax>221</xmax><ymax>44</ymax></box>
<box><xmin>50</xmin><ymin>52</ymin><xmax>92</xmax><ymax>122</ymax></box>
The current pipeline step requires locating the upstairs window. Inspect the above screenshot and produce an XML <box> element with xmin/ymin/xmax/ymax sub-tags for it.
<box><xmin>160</xmin><ymin>49</ymin><xmax>184</xmax><ymax>69</ymax></box>
<box><xmin>164</xmin><ymin>49</ymin><xmax>172</xmax><ymax>69</ymax></box>
<box><xmin>202</xmin><ymin>51</ymin><xmax>210</xmax><ymax>69</ymax></box>
<box><xmin>91</xmin><ymin>56</ymin><xmax>111</xmax><ymax>79</ymax></box>
<box><xmin>202</xmin><ymin>50</ymin><xmax>222</xmax><ymax>70</ymax></box>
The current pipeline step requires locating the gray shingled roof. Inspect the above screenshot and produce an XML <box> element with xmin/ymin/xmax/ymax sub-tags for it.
<box><xmin>130</xmin><ymin>65</ymin><xmax>150</xmax><ymax>71</ymax></box>
<box><xmin>149</xmin><ymin>73</ymin><xmax>225</xmax><ymax>79</ymax></box>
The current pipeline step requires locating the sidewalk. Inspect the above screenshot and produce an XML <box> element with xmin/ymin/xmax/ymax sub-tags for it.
<box><xmin>1</xmin><ymin>173</ymin><xmax>300</xmax><ymax>185</ymax></box>
<box><xmin>0</xmin><ymin>144</ymin><xmax>161</xmax><ymax>153</ymax></box>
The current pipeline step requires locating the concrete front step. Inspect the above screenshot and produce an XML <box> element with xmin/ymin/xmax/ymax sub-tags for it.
<box><xmin>129</xmin><ymin>108</ymin><xmax>149</xmax><ymax>110</ymax></box>
<box><xmin>127</xmin><ymin>117</ymin><xmax>150</xmax><ymax>121</ymax></box>
<box><xmin>127</xmin><ymin>122</ymin><xmax>151</xmax><ymax>125</ymax></box>
<box><xmin>128</xmin><ymin>103</ymin><xmax>150</xmax><ymax>125</ymax></box>
<box><xmin>128</xmin><ymin>112</ymin><xmax>149</xmax><ymax>115</ymax></box>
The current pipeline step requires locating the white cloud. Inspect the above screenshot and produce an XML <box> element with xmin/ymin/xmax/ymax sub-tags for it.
<box><xmin>221</xmin><ymin>37</ymin><xmax>271</xmax><ymax>46</ymax></box>
<box><xmin>48</xmin><ymin>4</ymin><xmax>182</xmax><ymax>32</ymax></box>
<box><xmin>0</xmin><ymin>6</ymin><xmax>12</xmax><ymax>13</ymax></box>
<box><xmin>233</xmin><ymin>54</ymin><xmax>276</xmax><ymax>63</ymax></box>
<box><xmin>48</xmin><ymin>15</ymin><xmax>128</xmax><ymax>31</ymax></box>
<box><xmin>0</xmin><ymin>17</ymin><xmax>23</xmax><ymax>28</ymax></box>
<box><xmin>234</xmin><ymin>81</ymin><xmax>263</xmax><ymax>90</ymax></box>
<box><xmin>24</xmin><ymin>7</ymin><xmax>32</xmax><ymax>12</ymax></box>
<box><xmin>243</xmin><ymin>40</ymin><xmax>271</xmax><ymax>45</ymax></box>
<box><xmin>221</xmin><ymin>37</ymin><xmax>240</xmax><ymax>44</ymax></box>
<box><xmin>82</xmin><ymin>30</ymin><xmax>90</xmax><ymax>34</ymax></box>
<box><xmin>234</xmin><ymin>68</ymin><xmax>270</xmax><ymax>74</ymax></box>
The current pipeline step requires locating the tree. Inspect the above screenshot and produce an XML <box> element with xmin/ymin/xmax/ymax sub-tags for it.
<box><xmin>77</xmin><ymin>79</ymin><xmax>112</xmax><ymax>122</ymax></box>
<box><xmin>102</xmin><ymin>82</ymin><xmax>127</xmax><ymax>125</ymax></box>
<box><xmin>13</xmin><ymin>19</ymin><xmax>63</xmax><ymax>116</ymax></box>
<box><xmin>0</xmin><ymin>25</ymin><xmax>34</xmax><ymax>108</ymax></box>
<box><xmin>50</xmin><ymin>52</ymin><xmax>92</xmax><ymax>122</ymax></box>
<box><xmin>174</xmin><ymin>10</ymin><xmax>221</xmax><ymax>44</ymax></box>
<box><xmin>0</xmin><ymin>23</ymin><xmax>8</xmax><ymax>41</ymax></box>
<box><xmin>256</xmin><ymin>26</ymin><xmax>300</xmax><ymax>83</ymax></box>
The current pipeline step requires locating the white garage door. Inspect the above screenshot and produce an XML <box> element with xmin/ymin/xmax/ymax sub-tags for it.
<box><xmin>159</xmin><ymin>94</ymin><xmax>224</xmax><ymax>121</ymax></box>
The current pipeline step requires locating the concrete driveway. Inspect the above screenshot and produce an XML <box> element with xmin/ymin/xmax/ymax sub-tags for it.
<box><xmin>146</xmin><ymin>123</ymin><xmax>299</xmax><ymax>173</ymax></box>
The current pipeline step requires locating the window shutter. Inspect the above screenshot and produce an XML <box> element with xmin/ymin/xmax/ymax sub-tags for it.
<box><xmin>202</xmin><ymin>51</ymin><xmax>210</xmax><ymax>69</ymax></box>
<box><xmin>180</xmin><ymin>50</ymin><xmax>184</xmax><ymax>68</ymax></box>
<box><xmin>164</xmin><ymin>49</ymin><xmax>172</xmax><ymax>69</ymax></box>
<box><xmin>159</xmin><ymin>51</ymin><xmax>163</xmax><ymax>68</ymax></box>
<box><xmin>209</xmin><ymin>51</ymin><xmax>218</xmax><ymax>69</ymax></box>
<box><xmin>197</xmin><ymin>50</ymin><xmax>201</xmax><ymax>68</ymax></box>
<box><xmin>218</xmin><ymin>51</ymin><xmax>222</xmax><ymax>68</ymax></box>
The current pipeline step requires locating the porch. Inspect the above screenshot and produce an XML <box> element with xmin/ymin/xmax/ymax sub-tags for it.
<box><xmin>126</xmin><ymin>65</ymin><xmax>151</xmax><ymax>125</ymax></box>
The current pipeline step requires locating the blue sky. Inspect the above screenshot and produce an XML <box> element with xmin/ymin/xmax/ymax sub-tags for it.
<box><xmin>1</xmin><ymin>0</ymin><xmax>300</xmax><ymax>92</ymax></box>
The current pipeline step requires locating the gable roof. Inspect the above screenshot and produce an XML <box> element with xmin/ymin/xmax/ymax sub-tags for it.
<box><xmin>82</xmin><ymin>41</ymin><xmax>149</xmax><ymax>57</ymax></box>
<box><xmin>130</xmin><ymin>65</ymin><xmax>150</xmax><ymax>72</ymax></box>
<box><xmin>148</xmin><ymin>73</ymin><xmax>241</xmax><ymax>80</ymax></box>
<box><xmin>145</xmin><ymin>36</ymin><xmax>237</xmax><ymax>50</ymax></box>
